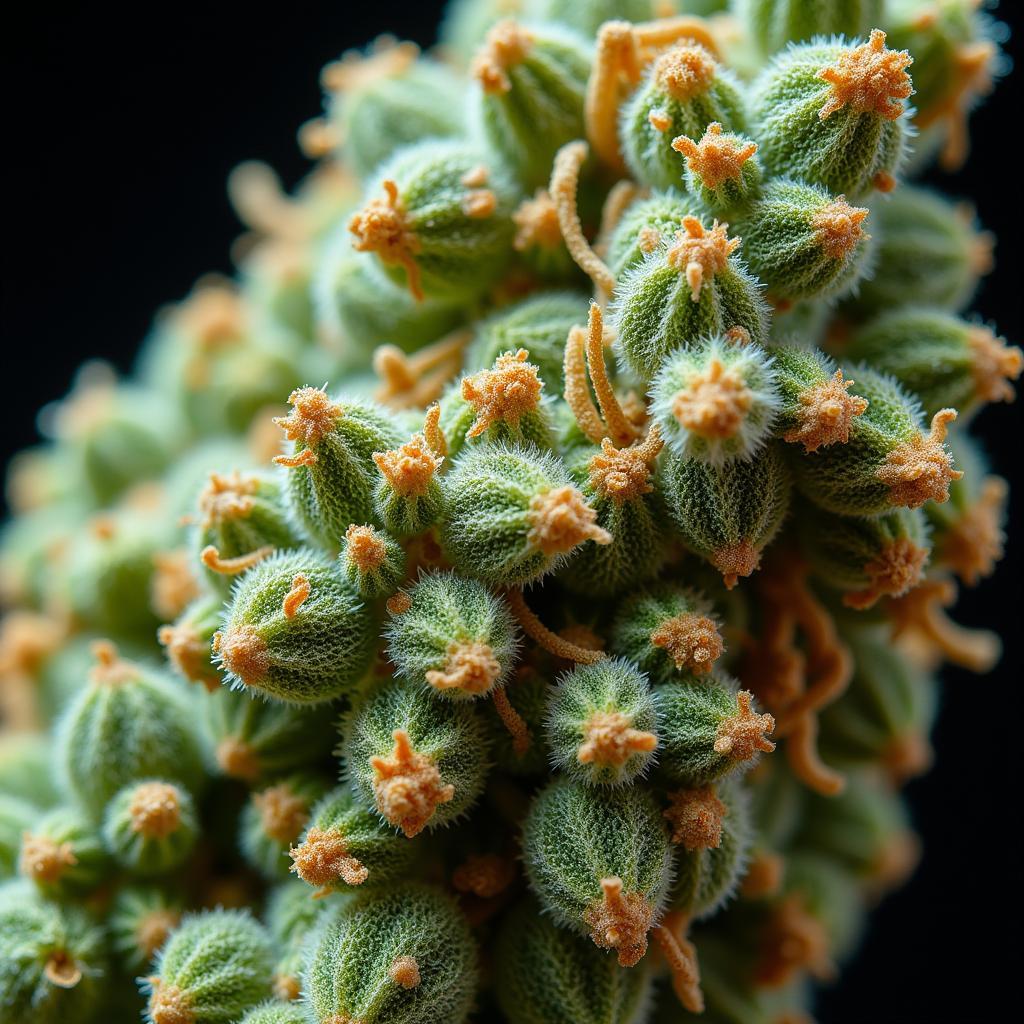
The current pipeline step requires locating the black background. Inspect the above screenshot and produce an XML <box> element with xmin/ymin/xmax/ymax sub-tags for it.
<box><xmin>2</xmin><ymin>4</ymin><xmax>1021</xmax><ymax>1021</ymax></box>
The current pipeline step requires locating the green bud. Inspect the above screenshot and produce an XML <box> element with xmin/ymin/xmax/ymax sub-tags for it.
<box><xmin>605</xmin><ymin>190</ymin><xmax>695</xmax><ymax>280</ymax></box>
<box><xmin>494</xmin><ymin>898</ymin><xmax>654</xmax><ymax>1024</ymax></box>
<box><xmin>768</xmin><ymin>341</ymin><xmax>869</xmax><ymax>454</ymax></box>
<box><xmin>656</xmin><ymin>674</ymin><xmax>775</xmax><ymax>785</ymax></box>
<box><xmin>0</xmin><ymin>886</ymin><xmax>109</xmax><ymax>1024</ymax></box>
<box><xmin>620</xmin><ymin>40</ymin><xmax>747</xmax><ymax>191</ymax></box>
<box><xmin>15</xmin><ymin>805</ymin><xmax>105</xmax><ymax>898</ymax></box>
<box><xmin>192</xmin><ymin>469</ymin><xmax>300</xmax><ymax>597</ymax></box>
<box><xmin>845</xmin><ymin>186</ymin><xmax>993</xmax><ymax>315</ymax></box>
<box><xmin>239</xmin><ymin>1001</ymin><xmax>308</xmax><ymax>1024</ymax></box>
<box><xmin>610</xmin><ymin>582</ymin><xmax>726</xmax><ymax>682</ymax></box>
<box><xmin>200</xmin><ymin>686</ymin><xmax>338</xmax><ymax>783</ymax></box>
<box><xmin>659</xmin><ymin>444</ymin><xmax>791</xmax><ymax>588</ymax></box>
<box><xmin>385</xmin><ymin>570</ymin><xmax>520</xmax><ymax>700</ymax></box>
<box><xmin>341</xmin><ymin>680</ymin><xmax>491</xmax><ymax>837</ymax></box>
<box><xmin>671</xmin><ymin>122</ymin><xmax>764</xmax><ymax>218</ymax></box>
<box><xmin>239</xmin><ymin>773</ymin><xmax>329</xmax><ymax>881</ymax></box>
<box><xmin>650</xmin><ymin>334</ymin><xmax>781</xmax><ymax>464</ymax></box>
<box><xmin>844</xmin><ymin>308</ymin><xmax>1021</xmax><ymax>419</ymax></box>
<box><xmin>55</xmin><ymin>641</ymin><xmax>204</xmax><ymax>819</ymax></box>
<box><xmin>740</xmin><ymin>0</ymin><xmax>885</xmax><ymax>57</ymax></box>
<box><xmin>1</xmin><ymin>794</ymin><xmax>36</xmax><ymax>877</ymax></box>
<box><xmin>522</xmin><ymin>779</ymin><xmax>674</xmax><ymax>966</ymax></box>
<box><xmin>797</xmin><ymin>504</ymin><xmax>931</xmax><ymax>610</ymax></box>
<box><xmin>143</xmin><ymin>909</ymin><xmax>273</xmax><ymax>1024</ymax></box>
<box><xmin>304</xmin><ymin>882</ymin><xmax>478</xmax><ymax>1024</ymax></box>
<box><xmin>788</xmin><ymin>365</ymin><xmax>962</xmax><ymax>516</ymax></box>
<box><xmin>287</xmin><ymin>784</ymin><xmax>416</xmax><ymax>895</ymax></box>
<box><xmin>472</xmin><ymin>20</ymin><xmax>591</xmax><ymax>190</ymax></box>
<box><xmin>339</xmin><ymin>523</ymin><xmax>407</xmax><ymax>598</ymax></box>
<box><xmin>272</xmin><ymin>387</ymin><xmax>403</xmax><ymax>552</ymax></box>
<box><xmin>466</xmin><ymin>291</ymin><xmax>588</xmax><ymax>394</ymax></box>
<box><xmin>349</xmin><ymin>140</ymin><xmax>517</xmax><ymax>302</ymax></box>
<box><xmin>323</xmin><ymin>48</ymin><xmax>465</xmax><ymax>180</ymax></box>
<box><xmin>103</xmin><ymin>780</ymin><xmax>198</xmax><ymax>877</ymax></box>
<box><xmin>667</xmin><ymin>780</ymin><xmax>752</xmax><ymax>919</ymax></box>
<box><xmin>0</xmin><ymin>733</ymin><xmax>61</xmax><ymax>809</ymax></box>
<box><xmin>109</xmin><ymin>884</ymin><xmax>183</xmax><ymax>973</ymax></box>
<box><xmin>372</xmin><ymin>430</ymin><xmax>447</xmax><ymax>538</ymax></box>
<box><xmin>750</xmin><ymin>31</ymin><xmax>914</xmax><ymax>198</ymax></box>
<box><xmin>214</xmin><ymin>549</ymin><xmax>374</xmax><ymax>704</ymax></box>
<box><xmin>613</xmin><ymin>215</ymin><xmax>769</xmax><ymax>382</ymax></box>
<box><xmin>735</xmin><ymin>179</ymin><xmax>872</xmax><ymax>302</ymax></box>
<box><xmin>442</xmin><ymin>442</ymin><xmax>610</xmax><ymax>585</ymax></box>
<box><xmin>545</xmin><ymin>658</ymin><xmax>660</xmax><ymax>786</ymax></box>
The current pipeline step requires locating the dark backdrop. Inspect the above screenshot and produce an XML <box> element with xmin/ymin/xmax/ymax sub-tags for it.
<box><xmin>3</xmin><ymin>5</ymin><xmax>1021</xmax><ymax>1021</ymax></box>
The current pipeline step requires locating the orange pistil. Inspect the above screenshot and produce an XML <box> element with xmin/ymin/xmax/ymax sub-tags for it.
<box><xmin>0</xmin><ymin>610</ymin><xmax>65</xmax><ymax>678</ymax></box>
<box><xmin>462</xmin><ymin>349</ymin><xmax>544</xmax><ymax>438</ymax></box>
<box><xmin>274</xmin><ymin>386</ymin><xmax>343</xmax><ymax>446</ymax></box>
<box><xmin>786</xmin><ymin>711</ymin><xmax>845</xmax><ymax>796</ymax></box>
<box><xmin>147</xmin><ymin>979</ymin><xmax>195</xmax><ymax>1024</ymax></box>
<box><xmin>666</xmin><ymin>216</ymin><xmax>741</xmax><ymax>302</ymax></box>
<box><xmin>938</xmin><ymin>476</ymin><xmax>1007</xmax><ymax>585</ymax></box>
<box><xmin>648</xmin><ymin>108</ymin><xmax>672</xmax><ymax>132</ymax></box>
<box><xmin>472</xmin><ymin>19</ymin><xmax>533</xmax><ymax>94</ymax></box>
<box><xmin>512</xmin><ymin>190</ymin><xmax>564</xmax><ymax>253</ymax></box>
<box><xmin>19</xmin><ymin>832</ymin><xmax>77</xmax><ymax>885</ymax></box>
<box><xmin>345</xmin><ymin>524</ymin><xmax>388</xmax><ymax>573</ymax></box>
<box><xmin>888</xmin><ymin>575</ymin><xmax>1000</xmax><ymax>673</ymax></box>
<box><xmin>754</xmin><ymin>895</ymin><xmax>835</xmax><ymax>988</ymax></box>
<box><xmin>563</xmin><ymin>324</ymin><xmax>608</xmax><ymax>445</ymax></box>
<box><xmin>585</xmin><ymin>21</ymin><xmax>642</xmax><ymax>174</ymax></box>
<box><xmin>876</xmin><ymin>409</ymin><xmax>963</xmax><ymax>509</ymax></box>
<box><xmin>711</xmin><ymin>538</ymin><xmax>762</xmax><ymax>589</ymax></box>
<box><xmin>881</xmin><ymin>731</ymin><xmax>933</xmax><ymax>786</ymax></box>
<box><xmin>873</xmin><ymin>170</ymin><xmax>897</xmax><ymax>192</ymax></box>
<box><xmin>212</xmin><ymin>625</ymin><xmax>270</xmax><ymax>686</ymax></box>
<box><xmin>151</xmin><ymin>550</ymin><xmax>201</xmax><ymax>622</ymax></box>
<box><xmin>370</xmin><ymin>729</ymin><xmax>455</xmax><ymax>838</ymax></box>
<box><xmin>783</xmin><ymin>369</ymin><xmax>868</xmax><ymax>453</ymax></box>
<box><xmin>714</xmin><ymin>690</ymin><xmax>776</xmax><ymax>762</ymax></box>
<box><xmin>289</xmin><ymin>826</ymin><xmax>368</xmax><ymax>890</ymax></box>
<box><xmin>491</xmin><ymin>687</ymin><xmax>531</xmax><ymax>756</ymax></box>
<box><xmin>349</xmin><ymin>179</ymin><xmax>423</xmax><ymax>300</ymax></box>
<box><xmin>462</xmin><ymin>189</ymin><xmax>497</xmax><ymax>219</ymax></box>
<box><xmin>527</xmin><ymin>485</ymin><xmax>611</xmax><ymax>556</ymax></box>
<box><xmin>386</xmin><ymin>592</ymin><xmax>413</xmax><ymax>616</ymax></box>
<box><xmin>671</xmin><ymin>122</ymin><xmax>757</xmax><ymax>190</ymax></box>
<box><xmin>201</xmin><ymin>544</ymin><xmax>274</xmax><ymax>576</ymax></box>
<box><xmin>844</xmin><ymin>537</ymin><xmax>929</xmax><ymax>610</ymax></box>
<box><xmin>453</xmin><ymin>851</ymin><xmax>516</xmax><ymax>899</ymax></box>
<box><xmin>273</xmin><ymin>974</ymin><xmax>301</xmax><ymax>1002</ymax></box>
<box><xmin>549</xmin><ymin>141</ymin><xmax>616</xmax><ymax>298</ymax></box>
<box><xmin>425</xmin><ymin>641</ymin><xmax>501</xmax><ymax>696</ymax></box>
<box><xmin>322</xmin><ymin>36</ymin><xmax>418</xmax><ymax>93</ymax></box>
<box><xmin>663</xmin><ymin>786</ymin><xmax>727</xmax><ymax>850</ymax></box>
<box><xmin>215</xmin><ymin>736</ymin><xmax>261</xmax><ymax>781</ymax></box>
<box><xmin>588</xmin><ymin>426</ymin><xmax>664</xmax><ymax>504</ymax></box>
<box><xmin>137</xmin><ymin>909</ymin><xmax>181</xmax><ymax>961</ymax></box>
<box><xmin>44</xmin><ymin>951</ymin><xmax>82</xmax><ymax>989</ymax></box>
<box><xmin>282</xmin><ymin>577</ymin><xmax>309</xmax><ymax>614</ymax></box>
<box><xmin>967</xmin><ymin>326</ymin><xmax>1023</xmax><ymax>404</ymax></box>
<box><xmin>273</xmin><ymin>448</ymin><xmax>318</xmax><ymax>469</ymax></box>
<box><xmin>375</xmin><ymin>433</ymin><xmax>445</xmax><ymax>497</ymax></box>
<box><xmin>583</xmin><ymin>876</ymin><xmax>654</xmax><ymax>967</ymax></box>
<box><xmin>197</xmin><ymin>470</ymin><xmax>259</xmax><ymax>528</ymax></box>
<box><xmin>740</xmin><ymin>850</ymin><xmax>785</xmax><ymax>899</ymax></box>
<box><xmin>653</xmin><ymin>918</ymin><xmax>704</xmax><ymax>1013</ymax></box>
<box><xmin>253</xmin><ymin>784</ymin><xmax>310</xmax><ymax>844</ymax></box>
<box><xmin>577</xmin><ymin>711</ymin><xmax>658</xmax><ymax>767</ymax></box>
<box><xmin>129</xmin><ymin>782</ymin><xmax>183</xmax><ymax>840</ymax></box>
<box><xmin>389</xmin><ymin>955</ymin><xmax>421</xmax><ymax>989</ymax></box>
<box><xmin>654</xmin><ymin>43</ymin><xmax>716</xmax><ymax>101</ymax></box>
<box><xmin>816</xmin><ymin>29</ymin><xmax>914</xmax><ymax>122</ymax></box>
<box><xmin>672</xmin><ymin>357</ymin><xmax>753</xmax><ymax>439</ymax></box>
<box><xmin>811</xmin><ymin>196</ymin><xmax>869</xmax><ymax>259</ymax></box>
<box><xmin>650</xmin><ymin>610</ymin><xmax>724</xmax><ymax>674</ymax></box>
<box><xmin>585</xmin><ymin>301</ymin><xmax>640</xmax><ymax>447</ymax></box>
<box><xmin>505</xmin><ymin>588</ymin><xmax>606</xmax><ymax>665</ymax></box>
<box><xmin>88</xmin><ymin>639</ymin><xmax>138</xmax><ymax>687</ymax></box>
<box><xmin>373</xmin><ymin>330</ymin><xmax>470</xmax><ymax>411</ymax></box>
